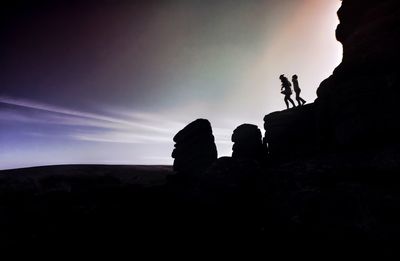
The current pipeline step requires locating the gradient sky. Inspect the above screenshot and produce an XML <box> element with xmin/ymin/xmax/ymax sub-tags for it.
<box><xmin>0</xmin><ymin>0</ymin><xmax>342</xmax><ymax>170</ymax></box>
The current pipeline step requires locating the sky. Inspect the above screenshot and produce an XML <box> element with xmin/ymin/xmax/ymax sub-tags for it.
<box><xmin>0</xmin><ymin>0</ymin><xmax>342</xmax><ymax>170</ymax></box>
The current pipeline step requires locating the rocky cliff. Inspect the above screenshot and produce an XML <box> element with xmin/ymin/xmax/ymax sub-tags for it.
<box><xmin>3</xmin><ymin>0</ymin><xmax>400</xmax><ymax>248</ymax></box>
<box><xmin>257</xmin><ymin>0</ymin><xmax>400</xmax><ymax>242</ymax></box>
<box><xmin>316</xmin><ymin>0</ymin><xmax>400</xmax><ymax>150</ymax></box>
<box><xmin>264</xmin><ymin>0</ymin><xmax>400</xmax><ymax>157</ymax></box>
<box><xmin>264</xmin><ymin>104</ymin><xmax>317</xmax><ymax>161</ymax></box>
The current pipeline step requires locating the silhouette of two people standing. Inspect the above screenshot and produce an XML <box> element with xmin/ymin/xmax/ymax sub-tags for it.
<box><xmin>279</xmin><ymin>74</ymin><xmax>306</xmax><ymax>109</ymax></box>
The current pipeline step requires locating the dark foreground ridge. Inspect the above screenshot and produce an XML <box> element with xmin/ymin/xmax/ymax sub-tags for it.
<box><xmin>1</xmin><ymin>0</ymin><xmax>400</xmax><ymax>251</ymax></box>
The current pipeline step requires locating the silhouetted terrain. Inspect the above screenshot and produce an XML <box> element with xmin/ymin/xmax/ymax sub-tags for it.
<box><xmin>0</xmin><ymin>165</ymin><xmax>173</xmax><ymax>246</ymax></box>
<box><xmin>2</xmin><ymin>0</ymin><xmax>400</xmax><ymax>252</ymax></box>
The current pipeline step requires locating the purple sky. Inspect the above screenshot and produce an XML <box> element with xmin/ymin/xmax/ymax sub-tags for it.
<box><xmin>0</xmin><ymin>0</ymin><xmax>342</xmax><ymax>169</ymax></box>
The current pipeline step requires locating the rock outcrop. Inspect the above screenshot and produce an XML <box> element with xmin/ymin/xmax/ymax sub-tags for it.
<box><xmin>164</xmin><ymin>0</ymin><xmax>400</xmax><ymax>242</ymax></box>
<box><xmin>172</xmin><ymin>119</ymin><xmax>217</xmax><ymax>176</ymax></box>
<box><xmin>316</xmin><ymin>0</ymin><xmax>400</xmax><ymax>150</ymax></box>
<box><xmin>232</xmin><ymin>124</ymin><xmax>264</xmax><ymax>161</ymax></box>
<box><xmin>264</xmin><ymin>0</ymin><xmax>400</xmax><ymax>154</ymax></box>
<box><xmin>264</xmin><ymin>104</ymin><xmax>317</xmax><ymax>161</ymax></box>
<box><xmin>256</xmin><ymin>0</ymin><xmax>400</xmax><ymax>242</ymax></box>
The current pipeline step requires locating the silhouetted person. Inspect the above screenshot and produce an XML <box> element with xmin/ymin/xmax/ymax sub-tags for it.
<box><xmin>280</xmin><ymin>74</ymin><xmax>296</xmax><ymax>109</ymax></box>
<box><xmin>292</xmin><ymin>75</ymin><xmax>306</xmax><ymax>106</ymax></box>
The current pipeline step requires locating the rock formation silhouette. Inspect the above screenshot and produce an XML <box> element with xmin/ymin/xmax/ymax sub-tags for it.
<box><xmin>4</xmin><ymin>0</ymin><xmax>400</xmax><ymax>248</ymax></box>
<box><xmin>264</xmin><ymin>104</ymin><xmax>317</xmax><ymax>161</ymax></box>
<box><xmin>257</xmin><ymin>0</ymin><xmax>400</xmax><ymax>242</ymax></box>
<box><xmin>316</xmin><ymin>0</ymin><xmax>400</xmax><ymax>150</ymax></box>
<box><xmin>231</xmin><ymin>124</ymin><xmax>264</xmax><ymax>162</ymax></box>
<box><xmin>165</xmin><ymin>0</ymin><xmax>400</xmax><ymax>243</ymax></box>
<box><xmin>172</xmin><ymin>119</ymin><xmax>217</xmax><ymax>177</ymax></box>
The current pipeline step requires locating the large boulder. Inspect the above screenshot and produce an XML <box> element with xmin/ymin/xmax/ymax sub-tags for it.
<box><xmin>264</xmin><ymin>104</ymin><xmax>318</xmax><ymax>161</ymax></box>
<box><xmin>172</xmin><ymin>119</ymin><xmax>217</xmax><ymax>176</ymax></box>
<box><xmin>316</xmin><ymin>0</ymin><xmax>400</xmax><ymax>150</ymax></box>
<box><xmin>231</xmin><ymin>124</ymin><xmax>264</xmax><ymax>161</ymax></box>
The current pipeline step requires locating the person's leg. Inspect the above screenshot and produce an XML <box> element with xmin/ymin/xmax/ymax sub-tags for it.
<box><xmin>288</xmin><ymin>96</ymin><xmax>296</xmax><ymax>108</ymax></box>
<box><xmin>284</xmin><ymin>97</ymin><xmax>289</xmax><ymax>109</ymax></box>
<box><xmin>296</xmin><ymin>93</ymin><xmax>301</xmax><ymax>106</ymax></box>
<box><xmin>297</xmin><ymin>91</ymin><xmax>306</xmax><ymax>105</ymax></box>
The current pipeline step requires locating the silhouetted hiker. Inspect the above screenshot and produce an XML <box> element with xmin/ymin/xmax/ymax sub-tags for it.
<box><xmin>292</xmin><ymin>75</ymin><xmax>306</xmax><ymax>106</ymax></box>
<box><xmin>280</xmin><ymin>74</ymin><xmax>296</xmax><ymax>109</ymax></box>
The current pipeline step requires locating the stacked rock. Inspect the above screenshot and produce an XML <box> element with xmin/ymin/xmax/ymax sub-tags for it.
<box><xmin>172</xmin><ymin>119</ymin><xmax>218</xmax><ymax>176</ymax></box>
<box><xmin>231</xmin><ymin>124</ymin><xmax>264</xmax><ymax>161</ymax></box>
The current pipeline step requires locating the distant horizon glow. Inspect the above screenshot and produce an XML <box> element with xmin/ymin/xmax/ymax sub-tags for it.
<box><xmin>0</xmin><ymin>0</ymin><xmax>342</xmax><ymax>170</ymax></box>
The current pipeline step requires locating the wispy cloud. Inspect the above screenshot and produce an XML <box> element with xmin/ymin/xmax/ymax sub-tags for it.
<box><xmin>0</xmin><ymin>96</ymin><xmax>234</xmax><ymax>162</ymax></box>
<box><xmin>0</xmin><ymin>96</ymin><xmax>182</xmax><ymax>133</ymax></box>
<box><xmin>0</xmin><ymin>96</ymin><xmax>184</xmax><ymax>144</ymax></box>
<box><xmin>71</xmin><ymin>131</ymin><xmax>172</xmax><ymax>144</ymax></box>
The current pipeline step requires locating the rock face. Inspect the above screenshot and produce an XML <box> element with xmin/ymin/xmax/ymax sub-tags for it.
<box><xmin>261</xmin><ymin>151</ymin><xmax>400</xmax><ymax>241</ymax></box>
<box><xmin>162</xmin><ymin>0</ymin><xmax>400</xmax><ymax>242</ymax></box>
<box><xmin>316</xmin><ymin>0</ymin><xmax>400</xmax><ymax>150</ymax></box>
<box><xmin>264</xmin><ymin>104</ymin><xmax>317</xmax><ymax>161</ymax></box>
<box><xmin>263</xmin><ymin>0</ymin><xmax>400</xmax><ymax>155</ymax></box>
<box><xmin>172</xmin><ymin>119</ymin><xmax>217</xmax><ymax>176</ymax></box>
<box><xmin>231</xmin><ymin>124</ymin><xmax>264</xmax><ymax>161</ymax></box>
<box><xmin>257</xmin><ymin>0</ymin><xmax>400</xmax><ymax>242</ymax></box>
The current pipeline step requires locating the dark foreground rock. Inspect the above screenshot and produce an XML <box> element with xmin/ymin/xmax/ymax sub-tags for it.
<box><xmin>256</xmin><ymin>0</ymin><xmax>400</xmax><ymax>245</ymax></box>
<box><xmin>172</xmin><ymin>119</ymin><xmax>218</xmax><ymax>177</ymax></box>
<box><xmin>261</xmin><ymin>149</ymin><xmax>400</xmax><ymax>242</ymax></box>
<box><xmin>316</xmin><ymin>0</ymin><xmax>400</xmax><ymax>150</ymax></box>
<box><xmin>2</xmin><ymin>0</ymin><xmax>400</xmax><ymax>253</ymax></box>
<box><xmin>232</xmin><ymin>124</ymin><xmax>264</xmax><ymax>161</ymax></box>
<box><xmin>264</xmin><ymin>104</ymin><xmax>317</xmax><ymax>161</ymax></box>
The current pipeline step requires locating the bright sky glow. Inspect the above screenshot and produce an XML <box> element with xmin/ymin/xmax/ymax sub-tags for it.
<box><xmin>0</xmin><ymin>0</ymin><xmax>342</xmax><ymax>169</ymax></box>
